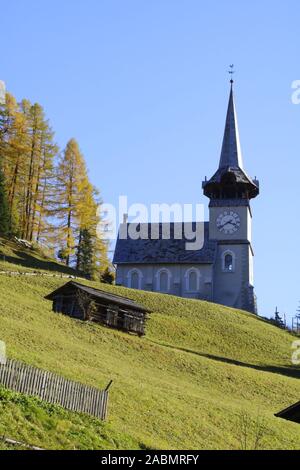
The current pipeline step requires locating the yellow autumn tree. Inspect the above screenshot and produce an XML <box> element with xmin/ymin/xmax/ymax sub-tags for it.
<box><xmin>56</xmin><ymin>138</ymin><xmax>108</xmax><ymax>274</ymax></box>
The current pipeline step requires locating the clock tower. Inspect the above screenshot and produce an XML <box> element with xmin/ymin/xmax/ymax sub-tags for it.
<box><xmin>202</xmin><ymin>81</ymin><xmax>259</xmax><ymax>313</ymax></box>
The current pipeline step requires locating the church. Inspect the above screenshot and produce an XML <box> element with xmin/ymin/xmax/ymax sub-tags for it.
<box><xmin>113</xmin><ymin>81</ymin><xmax>259</xmax><ymax>314</ymax></box>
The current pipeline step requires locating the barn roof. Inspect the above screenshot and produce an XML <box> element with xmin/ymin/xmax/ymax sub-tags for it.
<box><xmin>45</xmin><ymin>281</ymin><xmax>150</xmax><ymax>312</ymax></box>
<box><xmin>275</xmin><ymin>400</ymin><xmax>300</xmax><ymax>424</ymax></box>
<box><xmin>113</xmin><ymin>222</ymin><xmax>217</xmax><ymax>265</ymax></box>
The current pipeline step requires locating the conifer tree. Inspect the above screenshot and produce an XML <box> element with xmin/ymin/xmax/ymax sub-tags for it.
<box><xmin>0</xmin><ymin>94</ymin><xmax>58</xmax><ymax>240</ymax></box>
<box><xmin>296</xmin><ymin>302</ymin><xmax>300</xmax><ymax>320</ymax></box>
<box><xmin>76</xmin><ymin>228</ymin><xmax>94</xmax><ymax>277</ymax></box>
<box><xmin>56</xmin><ymin>139</ymin><xmax>87</xmax><ymax>265</ymax></box>
<box><xmin>273</xmin><ymin>307</ymin><xmax>285</xmax><ymax>329</ymax></box>
<box><xmin>8</xmin><ymin>100</ymin><xmax>30</xmax><ymax>235</ymax></box>
<box><xmin>0</xmin><ymin>88</ymin><xmax>109</xmax><ymax>273</ymax></box>
<box><xmin>0</xmin><ymin>165</ymin><xmax>10</xmax><ymax>236</ymax></box>
<box><xmin>56</xmin><ymin>139</ymin><xmax>109</xmax><ymax>273</ymax></box>
<box><xmin>0</xmin><ymin>93</ymin><xmax>18</xmax><ymax>233</ymax></box>
<box><xmin>101</xmin><ymin>267</ymin><xmax>115</xmax><ymax>285</ymax></box>
<box><xmin>20</xmin><ymin>101</ymin><xmax>57</xmax><ymax>241</ymax></box>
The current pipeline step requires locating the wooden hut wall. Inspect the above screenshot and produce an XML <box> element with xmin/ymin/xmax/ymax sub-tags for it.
<box><xmin>89</xmin><ymin>300</ymin><xmax>146</xmax><ymax>335</ymax></box>
<box><xmin>52</xmin><ymin>293</ymin><xmax>84</xmax><ymax>319</ymax></box>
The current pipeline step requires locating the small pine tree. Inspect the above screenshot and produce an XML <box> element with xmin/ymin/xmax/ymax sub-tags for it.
<box><xmin>293</xmin><ymin>302</ymin><xmax>300</xmax><ymax>333</ymax></box>
<box><xmin>273</xmin><ymin>307</ymin><xmax>285</xmax><ymax>329</ymax></box>
<box><xmin>0</xmin><ymin>165</ymin><xmax>10</xmax><ymax>236</ymax></box>
<box><xmin>296</xmin><ymin>302</ymin><xmax>300</xmax><ymax>320</ymax></box>
<box><xmin>101</xmin><ymin>267</ymin><xmax>115</xmax><ymax>285</ymax></box>
<box><xmin>57</xmin><ymin>247</ymin><xmax>68</xmax><ymax>264</ymax></box>
<box><xmin>76</xmin><ymin>228</ymin><xmax>94</xmax><ymax>278</ymax></box>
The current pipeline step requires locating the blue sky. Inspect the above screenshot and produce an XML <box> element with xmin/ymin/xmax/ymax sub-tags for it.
<box><xmin>2</xmin><ymin>0</ymin><xmax>300</xmax><ymax>322</ymax></box>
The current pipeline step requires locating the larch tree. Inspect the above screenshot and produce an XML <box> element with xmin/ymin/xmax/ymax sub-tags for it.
<box><xmin>0</xmin><ymin>92</ymin><xmax>27</xmax><ymax>234</ymax></box>
<box><xmin>76</xmin><ymin>182</ymin><xmax>109</xmax><ymax>279</ymax></box>
<box><xmin>56</xmin><ymin>139</ymin><xmax>87</xmax><ymax>266</ymax></box>
<box><xmin>0</xmin><ymin>88</ymin><xmax>109</xmax><ymax>275</ymax></box>
<box><xmin>0</xmin><ymin>94</ymin><xmax>58</xmax><ymax>240</ymax></box>
<box><xmin>6</xmin><ymin>97</ymin><xmax>31</xmax><ymax>234</ymax></box>
<box><xmin>0</xmin><ymin>164</ymin><xmax>10</xmax><ymax>236</ymax></box>
<box><xmin>57</xmin><ymin>138</ymin><xmax>109</xmax><ymax>275</ymax></box>
<box><xmin>19</xmin><ymin>101</ymin><xmax>53</xmax><ymax>241</ymax></box>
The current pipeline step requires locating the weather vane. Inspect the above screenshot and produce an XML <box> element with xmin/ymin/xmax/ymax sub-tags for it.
<box><xmin>228</xmin><ymin>64</ymin><xmax>235</xmax><ymax>83</ymax></box>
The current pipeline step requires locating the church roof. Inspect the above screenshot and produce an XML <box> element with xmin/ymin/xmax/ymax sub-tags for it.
<box><xmin>113</xmin><ymin>222</ymin><xmax>217</xmax><ymax>265</ymax></box>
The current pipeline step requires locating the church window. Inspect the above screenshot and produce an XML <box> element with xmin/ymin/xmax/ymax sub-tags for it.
<box><xmin>131</xmin><ymin>271</ymin><xmax>139</xmax><ymax>289</ymax></box>
<box><xmin>159</xmin><ymin>271</ymin><xmax>168</xmax><ymax>292</ymax></box>
<box><xmin>225</xmin><ymin>254</ymin><xmax>233</xmax><ymax>271</ymax></box>
<box><xmin>185</xmin><ymin>268</ymin><xmax>200</xmax><ymax>292</ymax></box>
<box><xmin>222</xmin><ymin>251</ymin><xmax>235</xmax><ymax>272</ymax></box>
<box><xmin>128</xmin><ymin>269</ymin><xmax>142</xmax><ymax>289</ymax></box>
<box><xmin>189</xmin><ymin>271</ymin><xmax>198</xmax><ymax>291</ymax></box>
<box><xmin>156</xmin><ymin>269</ymin><xmax>171</xmax><ymax>292</ymax></box>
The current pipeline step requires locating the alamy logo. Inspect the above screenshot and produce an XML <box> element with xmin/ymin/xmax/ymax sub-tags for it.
<box><xmin>97</xmin><ymin>196</ymin><xmax>205</xmax><ymax>251</ymax></box>
<box><xmin>291</xmin><ymin>340</ymin><xmax>300</xmax><ymax>365</ymax></box>
<box><xmin>291</xmin><ymin>80</ymin><xmax>300</xmax><ymax>104</ymax></box>
<box><xmin>0</xmin><ymin>340</ymin><xmax>6</xmax><ymax>365</ymax></box>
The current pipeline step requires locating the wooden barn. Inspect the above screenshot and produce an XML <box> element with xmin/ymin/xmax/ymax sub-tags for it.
<box><xmin>45</xmin><ymin>281</ymin><xmax>150</xmax><ymax>336</ymax></box>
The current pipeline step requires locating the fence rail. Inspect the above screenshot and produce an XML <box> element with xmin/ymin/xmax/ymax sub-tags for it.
<box><xmin>0</xmin><ymin>359</ymin><xmax>108</xmax><ymax>420</ymax></box>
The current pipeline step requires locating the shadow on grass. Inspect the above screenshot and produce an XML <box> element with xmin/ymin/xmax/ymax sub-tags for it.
<box><xmin>148</xmin><ymin>339</ymin><xmax>300</xmax><ymax>380</ymax></box>
<box><xmin>0</xmin><ymin>248</ymin><xmax>79</xmax><ymax>276</ymax></box>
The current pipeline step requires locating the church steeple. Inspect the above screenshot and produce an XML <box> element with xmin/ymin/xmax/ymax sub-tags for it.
<box><xmin>219</xmin><ymin>82</ymin><xmax>243</xmax><ymax>170</ymax></box>
<box><xmin>202</xmin><ymin>81</ymin><xmax>259</xmax><ymax>201</ymax></box>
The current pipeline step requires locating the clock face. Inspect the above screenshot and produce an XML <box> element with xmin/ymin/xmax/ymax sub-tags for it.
<box><xmin>216</xmin><ymin>211</ymin><xmax>241</xmax><ymax>234</ymax></box>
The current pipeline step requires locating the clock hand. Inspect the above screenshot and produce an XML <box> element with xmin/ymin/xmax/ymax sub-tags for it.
<box><xmin>220</xmin><ymin>219</ymin><xmax>236</xmax><ymax>229</ymax></box>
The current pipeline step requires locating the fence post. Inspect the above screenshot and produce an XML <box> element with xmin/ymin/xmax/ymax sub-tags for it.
<box><xmin>105</xmin><ymin>380</ymin><xmax>113</xmax><ymax>391</ymax></box>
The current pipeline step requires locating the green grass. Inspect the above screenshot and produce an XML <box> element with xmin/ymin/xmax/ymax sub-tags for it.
<box><xmin>0</xmin><ymin>387</ymin><xmax>140</xmax><ymax>450</ymax></box>
<box><xmin>0</xmin><ymin>238</ymin><xmax>299</xmax><ymax>449</ymax></box>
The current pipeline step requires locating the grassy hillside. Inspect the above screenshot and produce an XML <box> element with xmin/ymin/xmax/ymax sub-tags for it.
<box><xmin>0</xmin><ymin>237</ymin><xmax>81</xmax><ymax>276</ymax></box>
<box><xmin>0</xmin><ymin>239</ymin><xmax>299</xmax><ymax>450</ymax></box>
<box><xmin>0</xmin><ymin>386</ymin><xmax>139</xmax><ymax>450</ymax></box>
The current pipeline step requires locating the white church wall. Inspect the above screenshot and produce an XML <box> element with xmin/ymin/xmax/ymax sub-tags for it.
<box><xmin>213</xmin><ymin>243</ymin><xmax>250</xmax><ymax>309</ymax></box>
<box><xmin>117</xmin><ymin>264</ymin><xmax>213</xmax><ymax>300</ymax></box>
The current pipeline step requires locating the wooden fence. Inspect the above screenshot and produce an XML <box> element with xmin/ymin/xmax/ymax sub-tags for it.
<box><xmin>0</xmin><ymin>359</ymin><xmax>109</xmax><ymax>421</ymax></box>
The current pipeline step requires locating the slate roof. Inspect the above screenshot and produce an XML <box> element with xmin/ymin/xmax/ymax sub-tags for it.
<box><xmin>113</xmin><ymin>222</ymin><xmax>217</xmax><ymax>265</ymax></box>
<box><xmin>218</xmin><ymin>83</ymin><xmax>244</xmax><ymax>169</ymax></box>
<box><xmin>206</xmin><ymin>166</ymin><xmax>258</xmax><ymax>186</ymax></box>
<box><xmin>45</xmin><ymin>281</ymin><xmax>150</xmax><ymax>312</ymax></box>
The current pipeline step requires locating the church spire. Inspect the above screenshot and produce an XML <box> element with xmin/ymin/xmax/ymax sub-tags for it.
<box><xmin>219</xmin><ymin>82</ymin><xmax>244</xmax><ymax>170</ymax></box>
<box><xmin>202</xmin><ymin>79</ymin><xmax>259</xmax><ymax>201</ymax></box>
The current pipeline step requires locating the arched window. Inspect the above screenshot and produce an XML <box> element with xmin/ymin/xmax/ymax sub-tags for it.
<box><xmin>160</xmin><ymin>271</ymin><xmax>168</xmax><ymax>292</ymax></box>
<box><xmin>184</xmin><ymin>268</ymin><xmax>200</xmax><ymax>292</ymax></box>
<box><xmin>156</xmin><ymin>269</ymin><xmax>171</xmax><ymax>292</ymax></box>
<box><xmin>131</xmin><ymin>271</ymin><xmax>139</xmax><ymax>289</ymax></box>
<box><xmin>222</xmin><ymin>251</ymin><xmax>235</xmax><ymax>272</ymax></box>
<box><xmin>224</xmin><ymin>254</ymin><xmax>233</xmax><ymax>271</ymax></box>
<box><xmin>189</xmin><ymin>271</ymin><xmax>197</xmax><ymax>291</ymax></box>
<box><xmin>127</xmin><ymin>269</ymin><xmax>142</xmax><ymax>289</ymax></box>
